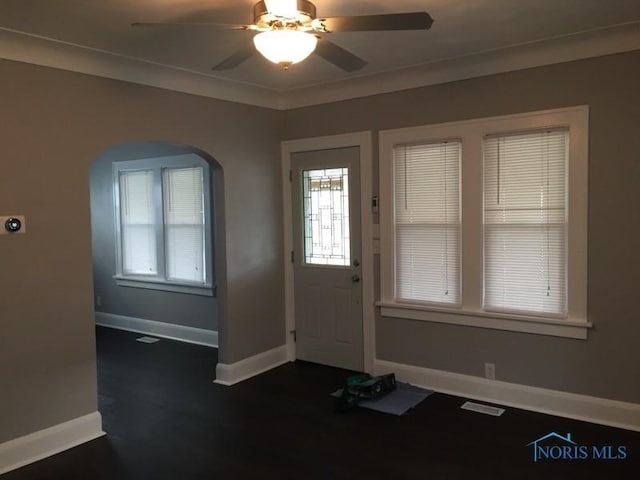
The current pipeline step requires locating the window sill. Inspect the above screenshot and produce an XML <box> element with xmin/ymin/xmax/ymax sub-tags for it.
<box><xmin>114</xmin><ymin>276</ymin><xmax>215</xmax><ymax>297</ymax></box>
<box><xmin>376</xmin><ymin>301</ymin><xmax>591</xmax><ymax>340</ymax></box>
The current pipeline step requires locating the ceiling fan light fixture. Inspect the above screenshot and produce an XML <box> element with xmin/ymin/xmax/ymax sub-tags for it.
<box><xmin>254</xmin><ymin>1</ymin><xmax>316</xmax><ymax>26</ymax></box>
<box><xmin>253</xmin><ymin>30</ymin><xmax>317</xmax><ymax>68</ymax></box>
<box><xmin>263</xmin><ymin>0</ymin><xmax>298</xmax><ymax>19</ymax></box>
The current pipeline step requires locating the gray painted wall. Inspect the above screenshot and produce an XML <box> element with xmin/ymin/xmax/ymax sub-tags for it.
<box><xmin>0</xmin><ymin>59</ymin><xmax>285</xmax><ymax>444</ymax></box>
<box><xmin>2</xmin><ymin>48</ymin><xmax>638</xmax><ymax>451</ymax></box>
<box><xmin>283</xmin><ymin>51</ymin><xmax>640</xmax><ymax>404</ymax></box>
<box><xmin>89</xmin><ymin>142</ymin><xmax>219</xmax><ymax>331</ymax></box>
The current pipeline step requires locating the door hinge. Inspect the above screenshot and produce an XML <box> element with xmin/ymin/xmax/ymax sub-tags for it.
<box><xmin>291</xmin><ymin>250</ymin><xmax>294</xmax><ymax>263</ymax></box>
<box><xmin>289</xmin><ymin>170</ymin><xmax>293</xmax><ymax>182</ymax></box>
<box><xmin>290</xmin><ymin>329</ymin><xmax>296</xmax><ymax>342</ymax></box>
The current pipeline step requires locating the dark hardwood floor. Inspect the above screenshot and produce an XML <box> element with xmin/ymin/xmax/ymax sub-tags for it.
<box><xmin>3</xmin><ymin>326</ymin><xmax>639</xmax><ymax>479</ymax></box>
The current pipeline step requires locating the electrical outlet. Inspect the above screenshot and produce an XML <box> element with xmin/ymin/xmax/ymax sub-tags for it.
<box><xmin>485</xmin><ymin>362</ymin><xmax>496</xmax><ymax>380</ymax></box>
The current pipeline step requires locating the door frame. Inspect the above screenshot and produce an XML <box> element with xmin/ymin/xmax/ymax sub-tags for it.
<box><xmin>281</xmin><ymin>131</ymin><xmax>374</xmax><ymax>373</ymax></box>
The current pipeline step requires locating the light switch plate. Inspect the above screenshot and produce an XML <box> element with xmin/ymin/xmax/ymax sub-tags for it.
<box><xmin>0</xmin><ymin>215</ymin><xmax>26</xmax><ymax>235</ymax></box>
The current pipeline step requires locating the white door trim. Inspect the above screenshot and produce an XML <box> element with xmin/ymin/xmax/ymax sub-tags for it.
<box><xmin>282</xmin><ymin>131</ymin><xmax>374</xmax><ymax>373</ymax></box>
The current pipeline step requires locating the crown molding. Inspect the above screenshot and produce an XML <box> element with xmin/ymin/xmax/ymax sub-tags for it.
<box><xmin>282</xmin><ymin>21</ymin><xmax>640</xmax><ymax>109</ymax></box>
<box><xmin>0</xmin><ymin>27</ymin><xmax>283</xmax><ymax>109</ymax></box>
<box><xmin>1</xmin><ymin>22</ymin><xmax>638</xmax><ymax>111</ymax></box>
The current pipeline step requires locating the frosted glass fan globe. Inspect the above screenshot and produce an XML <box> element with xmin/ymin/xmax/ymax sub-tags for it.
<box><xmin>253</xmin><ymin>30</ymin><xmax>318</xmax><ymax>67</ymax></box>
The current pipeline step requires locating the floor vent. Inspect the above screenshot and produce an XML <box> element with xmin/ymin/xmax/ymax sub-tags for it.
<box><xmin>136</xmin><ymin>336</ymin><xmax>160</xmax><ymax>344</ymax></box>
<box><xmin>461</xmin><ymin>401</ymin><xmax>505</xmax><ymax>416</ymax></box>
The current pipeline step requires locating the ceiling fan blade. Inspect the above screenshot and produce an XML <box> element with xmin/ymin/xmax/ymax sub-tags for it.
<box><xmin>131</xmin><ymin>22</ymin><xmax>249</xmax><ymax>30</ymax></box>
<box><xmin>318</xmin><ymin>12</ymin><xmax>433</xmax><ymax>32</ymax></box>
<box><xmin>314</xmin><ymin>37</ymin><xmax>367</xmax><ymax>72</ymax></box>
<box><xmin>212</xmin><ymin>43</ymin><xmax>256</xmax><ymax>70</ymax></box>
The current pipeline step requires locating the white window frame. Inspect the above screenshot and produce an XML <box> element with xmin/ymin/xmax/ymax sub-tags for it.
<box><xmin>113</xmin><ymin>153</ymin><xmax>214</xmax><ymax>297</ymax></box>
<box><xmin>378</xmin><ymin>106</ymin><xmax>590</xmax><ymax>339</ymax></box>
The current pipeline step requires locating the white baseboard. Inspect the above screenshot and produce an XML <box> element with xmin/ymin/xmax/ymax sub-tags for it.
<box><xmin>0</xmin><ymin>411</ymin><xmax>105</xmax><ymax>474</ymax></box>
<box><xmin>375</xmin><ymin>359</ymin><xmax>640</xmax><ymax>432</ymax></box>
<box><xmin>215</xmin><ymin>345</ymin><xmax>289</xmax><ymax>386</ymax></box>
<box><xmin>96</xmin><ymin>312</ymin><xmax>218</xmax><ymax>348</ymax></box>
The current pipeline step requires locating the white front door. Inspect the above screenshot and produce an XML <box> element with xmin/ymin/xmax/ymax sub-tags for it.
<box><xmin>291</xmin><ymin>146</ymin><xmax>363</xmax><ymax>371</ymax></box>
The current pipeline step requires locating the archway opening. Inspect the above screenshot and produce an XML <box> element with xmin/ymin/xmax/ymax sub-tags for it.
<box><xmin>88</xmin><ymin>140</ymin><xmax>226</xmax><ymax>370</ymax></box>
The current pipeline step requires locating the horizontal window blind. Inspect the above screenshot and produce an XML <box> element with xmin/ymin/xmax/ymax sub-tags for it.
<box><xmin>163</xmin><ymin>167</ymin><xmax>205</xmax><ymax>284</ymax></box>
<box><xmin>393</xmin><ymin>141</ymin><xmax>461</xmax><ymax>305</ymax></box>
<box><xmin>483</xmin><ymin>129</ymin><xmax>568</xmax><ymax>316</ymax></box>
<box><xmin>119</xmin><ymin>170</ymin><xmax>157</xmax><ymax>275</ymax></box>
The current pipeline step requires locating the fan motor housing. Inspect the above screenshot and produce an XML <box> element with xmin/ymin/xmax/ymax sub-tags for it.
<box><xmin>253</xmin><ymin>0</ymin><xmax>317</xmax><ymax>25</ymax></box>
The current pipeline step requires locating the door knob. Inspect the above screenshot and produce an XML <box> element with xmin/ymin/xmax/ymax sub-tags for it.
<box><xmin>351</xmin><ymin>274</ymin><xmax>361</xmax><ymax>283</ymax></box>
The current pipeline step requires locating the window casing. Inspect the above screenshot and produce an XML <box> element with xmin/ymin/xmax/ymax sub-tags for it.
<box><xmin>113</xmin><ymin>154</ymin><xmax>213</xmax><ymax>296</ymax></box>
<box><xmin>378</xmin><ymin>107</ymin><xmax>589</xmax><ymax>339</ymax></box>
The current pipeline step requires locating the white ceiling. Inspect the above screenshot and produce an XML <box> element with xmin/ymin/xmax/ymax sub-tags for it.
<box><xmin>1</xmin><ymin>0</ymin><xmax>639</xmax><ymax>109</ymax></box>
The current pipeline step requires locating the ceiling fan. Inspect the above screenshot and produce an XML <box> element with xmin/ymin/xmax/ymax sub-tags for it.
<box><xmin>132</xmin><ymin>0</ymin><xmax>433</xmax><ymax>71</ymax></box>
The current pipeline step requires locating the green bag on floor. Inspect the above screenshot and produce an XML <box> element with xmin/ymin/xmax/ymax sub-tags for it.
<box><xmin>337</xmin><ymin>373</ymin><xmax>397</xmax><ymax>411</ymax></box>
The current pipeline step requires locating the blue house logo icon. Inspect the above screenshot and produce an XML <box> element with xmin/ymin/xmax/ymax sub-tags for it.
<box><xmin>527</xmin><ymin>432</ymin><xmax>577</xmax><ymax>462</ymax></box>
<box><xmin>527</xmin><ymin>432</ymin><xmax>628</xmax><ymax>462</ymax></box>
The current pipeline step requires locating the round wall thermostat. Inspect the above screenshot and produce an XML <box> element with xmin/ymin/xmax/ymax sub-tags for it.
<box><xmin>5</xmin><ymin>218</ymin><xmax>22</xmax><ymax>232</ymax></box>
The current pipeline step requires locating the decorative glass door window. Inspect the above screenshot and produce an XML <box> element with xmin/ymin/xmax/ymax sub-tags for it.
<box><xmin>302</xmin><ymin>168</ymin><xmax>350</xmax><ymax>266</ymax></box>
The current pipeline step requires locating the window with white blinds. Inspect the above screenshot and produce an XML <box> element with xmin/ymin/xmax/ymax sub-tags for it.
<box><xmin>120</xmin><ymin>170</ymin><xmax>157</xmax><ymax>276</ymax></box>
<box><xmin>163</xmin><ymin>167</ymin><xmax>205</xmax><ymax>283</ymax></box>
<box><xmin>393</xmin><ymin>141</ymin><xmax>461</xmax><ymax>305</ymax></box>
<box><xmin>114</xmin><ymin>154</ymin><xmax>212</xmax><ymax>294</ymax></box>
<box><xmin>483</xmin><ymin>129</ymin><xmax>567</xmax><ymax>317</ymax></box>
<box><xmin>379</xmin><ymin>106</ymin><xmax>588</xmax><ymax>339</ymax></box>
